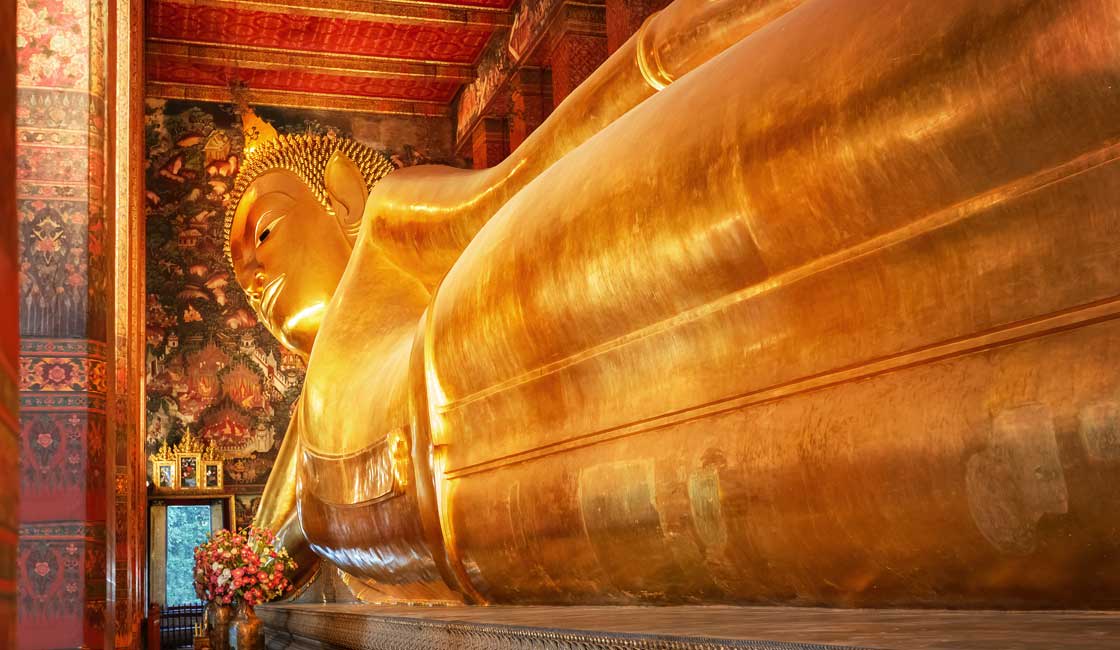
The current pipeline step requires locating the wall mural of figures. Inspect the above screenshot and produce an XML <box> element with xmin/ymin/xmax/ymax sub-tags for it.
<box><xmin>144</xmin><ymin>98</ymin><xmax>459</xmax><ymax>517</ymax></box>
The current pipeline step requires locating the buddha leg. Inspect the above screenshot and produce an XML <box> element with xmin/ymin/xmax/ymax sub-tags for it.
<box><xmin>424</xmin><ymin>0</ymin><xmax>1120</xmax><ymax>606</ymax></box>
<box><xmin>252</xmin><ymin>413</ymin><xmax>319</xmax><ymax>591</ymax></box>
<box><xmin>254</xmin><ymin>410</ymin><xmax>299</xmax><ymax>536</ymax></box>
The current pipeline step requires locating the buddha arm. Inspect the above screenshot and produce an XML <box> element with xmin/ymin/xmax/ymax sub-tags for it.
<box><xmin>366</xmin><ymin>0</ymin><xmax>806</xmax><ymax>289</ymax></box>
<box><xmin>253</xmin><ymin>400</ymin><xmax>318</xmax><ymax>587</ymax></box>
<box><xmin>253</xmin><ymin>401</ymin><xmax>300</xmax><ymax>533</ymax></box>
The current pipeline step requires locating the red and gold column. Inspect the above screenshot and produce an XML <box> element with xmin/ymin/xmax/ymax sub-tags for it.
<box><xmin>509</xmin><ymin>68</ymin><xmax>552</xmax><ymax>152</ymax></box>
<box><xmin>550</xmin><ymin>33</ymin><xmax>607</xmax><ymax>107</ymax></box>
<box><xmin>548</xmin><ymin>4</ymin><xmax>607</xmax><ymax>108</ymax></box>
<box><xmin>1</xmin><ymin>0</ymin><xmax>21</xmax><ymax>646</ymax></box>
<box><xmin>471</xmin><ymin>117</ymin><xmax>510</xmax><ymax>170</ymax></box>
<box><xmin>17</xmin><ymin>0</ymin><xmax>110</xmax><ymax>644</ymax></box>
<box><xmin>106</xmin><ymin>1</ymin><xmax>146</xmax><ymax>647</ymax></box>
<box><xmin>605</xmin><ymin>0</ymin><xmax>672</xmax><ymax>54</ymax></box>
<box><xmin>15</xmin><ymin>0</ymin><xmax>144</xmax><ymax>647</ymax></box>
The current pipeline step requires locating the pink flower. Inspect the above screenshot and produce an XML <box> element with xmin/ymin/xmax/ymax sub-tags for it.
<box><xmin>191</xmin><ymin>524</ymin><xmax>295</xmax><ymax>605</ymax></box>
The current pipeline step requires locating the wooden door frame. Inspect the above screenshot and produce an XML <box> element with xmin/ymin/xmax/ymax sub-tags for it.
<box><xmin>147</xmin><ymin>495</ymin><xmax>237</xmax><ymax>608</ymax></box>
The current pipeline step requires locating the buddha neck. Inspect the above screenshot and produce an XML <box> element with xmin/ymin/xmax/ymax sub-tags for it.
<box><xmin>296</xmin><ymin>228</ymin><xmax>431</xmax><ymax>455</ymax></box>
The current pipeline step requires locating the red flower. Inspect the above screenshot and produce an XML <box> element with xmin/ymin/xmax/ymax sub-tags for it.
<box><xmin>192</xmin><ymin>524</ymin><xmax>296</xmax><ymax>606</ymax></box>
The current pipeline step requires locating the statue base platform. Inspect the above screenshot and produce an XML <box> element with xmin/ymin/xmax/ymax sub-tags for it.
<box><xmin>257</xmin><ymin>603</ymin><xmax>1118</xmax><ymax>650</ymax></box>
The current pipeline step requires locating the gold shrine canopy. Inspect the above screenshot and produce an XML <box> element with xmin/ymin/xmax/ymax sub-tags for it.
<box><xmin>149</xmin><ymin>428</ymin><xmax>223</xmax><ymax>493</ymax></box>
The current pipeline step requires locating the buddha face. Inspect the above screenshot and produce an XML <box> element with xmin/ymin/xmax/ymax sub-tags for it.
<box><xmin>229</xmin><ymin>164</ymin><xmax>363</xmax><ymax>357</ymax></box>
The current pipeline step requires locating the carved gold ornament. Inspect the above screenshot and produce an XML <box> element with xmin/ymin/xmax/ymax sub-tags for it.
<box><xmin>149</xmin><ymin>427</ymin><xmax>224</xmax><ymax>492</ymax></box>
<box><xmin>222</xmin><ymin>109</ymin><xmax>394</xmax><ymax>271</ymax></box>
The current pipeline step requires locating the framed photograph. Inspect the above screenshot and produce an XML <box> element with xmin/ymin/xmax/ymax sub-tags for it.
<box><xmin>154</xmin><ymin>461</ymin><xmax>176</xmax><ymax>490</ymax></box>
<box><xmin>202</xmin><ymin>460</ymin><xmax>222</xmax><ymax>490</ymax></box>
<box><xmin>178</xmin><ymin>454</ymin><xmax>200</xmax><ymax>489</ymax></box>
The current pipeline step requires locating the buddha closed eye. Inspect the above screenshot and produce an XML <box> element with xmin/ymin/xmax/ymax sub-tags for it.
<box><xmin>228</xmin><ymin>173</ymin><xmax>349</xmax><ymax>357</ymax></box>
<box><xmin>254</xmin><ymin>210</ymin><xmax>286</xmax><ymax>247</ymax></box>
<box><xmin>225</xmin><ymin>132</ymin><xmax>395</xmax><ymax>358</ymax></box>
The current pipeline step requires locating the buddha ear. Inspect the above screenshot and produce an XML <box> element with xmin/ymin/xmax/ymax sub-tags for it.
<box><xmin>324</xmin><ymin>150</ymin><xmax>368</xmax><ymax>242</ymax></box>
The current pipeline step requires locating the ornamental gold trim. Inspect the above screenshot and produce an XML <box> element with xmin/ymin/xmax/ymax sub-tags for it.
<box><xmin>158</xmin><ymin>0</ymin><xmax>512</xmax><ymax>27</ymax></box>
<box><xmin>149</xmin><ymin>427</ymin><xmax>225</xmax><ymax>491</ymax></box>
<box><xmin>146</xmin><ymin>39</ymin><xmax>477</xmax><ymax>82</ymax></box>
<box><xmin>145</xmin><ymin>82</ymin><xmax>451</xmax><ymax>117</ymax></box>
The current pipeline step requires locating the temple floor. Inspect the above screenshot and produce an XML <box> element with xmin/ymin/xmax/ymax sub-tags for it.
<box><xmin>257</xmin><ymin>603</ymin><xmax>1120</xmax><ymax>650</ymax></box>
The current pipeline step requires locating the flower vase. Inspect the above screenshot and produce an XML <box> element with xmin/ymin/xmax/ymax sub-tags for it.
<box><xmin>206</xmin><ymin>602</ymin><xmax>233</xmax><ymax>650</ymax></box>
<box><xmin>229</xmin><ymin>601</ymin><xmax>263</xmax><ymax>650</ymax></box>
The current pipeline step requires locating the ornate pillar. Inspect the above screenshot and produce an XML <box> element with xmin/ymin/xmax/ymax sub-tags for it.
<box><xmin>1</xmin><ymin>1</ymin><xmax>20</xmax><ymax>647</ymax></box>
<box><xmin>550</xmin><ymin>33</ymin><xmax>608</xmax><ymax>107</ymax></box>
<box><xmin>509</xmin><ymin>68</ymin><xmax>552</xmax><ymax>151</ymax></box>
<box><xmin>17</xmin><ymin>0</ymin><xmax>110</xmax><ymax>646</ymax></box>
<box><xmin>471</xmin><ymin>116</ymin><xmax>510</xmax><ymax>169</ymax></box>
<box><xmin>16</xmin><ymin>0</ymin><xmax>143</xmax><ymax>648</ymax></box>
<box><xmin>106</xmin><ymin>1</ymin><xmax>146</xmax><ymax>648</ymax></box>
<box><xmin>548</xmin><ymin>4</ymin><xmax>608</xmax><ymax>107</ymax></box>
<box><xmin>605</xmin><ymin>0</ymin><xmax>672</xmax><ymax>54</ymax></box>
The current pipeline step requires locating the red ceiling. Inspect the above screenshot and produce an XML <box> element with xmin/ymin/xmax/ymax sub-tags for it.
<box><xmin>145</xmin><ymin>0</ymin><xmax>513</xmax><ymax>113</ymax></box>
<box><xmin>148</xmin><ymin>3</ymin><xmax>493</xmax><ymax>63</ymax></box>
<box><xmin>149</xmin><ymin>59</ymin><xmax>462</xmax><ymax>102</ymax></box>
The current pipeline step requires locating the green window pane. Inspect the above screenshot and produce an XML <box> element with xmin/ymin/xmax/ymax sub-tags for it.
<box><xmin>166</xmin><ymin>505</ymin><xmax>212</xmax><ymax>605</ymax></box>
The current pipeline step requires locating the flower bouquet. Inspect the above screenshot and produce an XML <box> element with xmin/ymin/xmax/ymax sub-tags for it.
<box><xmin>193</xmin><ymin>526</ymin><xmax>297</xmax><ymax>650</ymax></box>
<box><xmin>193</xmin><ymin>525</ymin><xmax>297</xmax><ymax>605</ymax></box>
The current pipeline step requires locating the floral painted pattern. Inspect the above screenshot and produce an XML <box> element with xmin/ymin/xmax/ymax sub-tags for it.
<box><xmin>18</xmin><ymin>198</ymin><xmax>102</xmax><ymax>338</ymax></box>
<box><xmin>146</xmin><ymin>100</ymin><xmax>306</xmax><ymax>494</ymax></box>
<box><xmin>17</xmin><ymin>0</ymin><xmax>90</xmax><ymax>89</ymax></box>
<box><xmin>18</xmin><ymin>523</ymin><xmax>107</xmax><ymax>647</ymax></box>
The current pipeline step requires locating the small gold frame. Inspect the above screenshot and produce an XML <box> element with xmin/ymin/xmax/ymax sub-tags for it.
<box><xmin>177</xmin><ymin>453</ymin><xmax>201</xmax><ymax>490</ymax></box>
<box><xmin>154</xmin><ymin>460</ymin><xmax>177</xmax><ymax>489</ymax></box>
<box><xmin>149</xmin><ymin>427</ymin><xmax>223</xmax><ymax>493</ymax></box>
<box><xmin>202</xmin><ymin>460</ymin><xmax>223</xmax><ymax>490</ymax></box>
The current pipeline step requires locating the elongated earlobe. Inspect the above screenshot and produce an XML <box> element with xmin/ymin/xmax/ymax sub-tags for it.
<box><xmin>324</xmin><ymin>150</ymin><xmax>369</xmax><ymax>243</ymax></box>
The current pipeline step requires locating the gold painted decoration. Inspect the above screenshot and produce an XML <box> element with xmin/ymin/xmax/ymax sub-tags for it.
<box><xmin>205</xmin><ymin>130</ymin><xmax>233</xmax><ymax>164</ymax></box>
<box><xmin>149</xmin><ymin>427</ymin><xmax>224</xmax><ymax>492</ymax></box>
<box><xmin>202</xmin><ymin>460</ymin><xmax>224</xmax><ymax>490</ymax></box>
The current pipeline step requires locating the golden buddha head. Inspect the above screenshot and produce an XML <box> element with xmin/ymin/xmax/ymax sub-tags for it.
<box><xmin>224</xmin><ymin>111</ymin><xmax>394</xmax><ymax>356</ymax></box>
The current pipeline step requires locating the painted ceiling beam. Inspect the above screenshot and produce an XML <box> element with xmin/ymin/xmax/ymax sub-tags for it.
<box><xmin>147</xmin><ymin>40</ymin><xmax>478</xmax><ymax>83</ymax></box>
<box><xmin>153</xmin><ymin>0</ymin><xmax>513</xmax><ymax>29</ymax></box>
<box><xmin>146</xmin><ymin>82</ymin><xmax>451</xmax><ymax>117</ymax></box>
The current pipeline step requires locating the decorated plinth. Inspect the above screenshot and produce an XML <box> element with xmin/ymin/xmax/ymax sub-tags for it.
<box><xmin>256</xmin><ymin>603</ymin><xmax>1119</xmax><ymax>650</ymax></box>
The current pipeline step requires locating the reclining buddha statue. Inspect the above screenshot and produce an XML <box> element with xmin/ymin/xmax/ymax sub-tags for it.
<box><xmin>226</xmin><ymin>0</ymin><xmax>1120</xmax><ymax>608</ymax></box>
